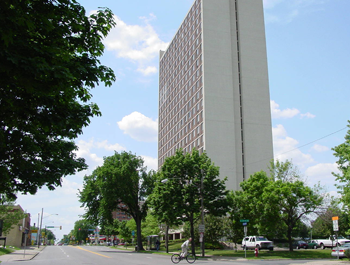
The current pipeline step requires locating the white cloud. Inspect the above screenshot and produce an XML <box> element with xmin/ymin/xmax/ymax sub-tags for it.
<box><xmin>103</xmin><ymin>14</ymin><xmax>169</xmax><ymax>76</ymax></box>
<box><xmin>273</xmin><ymin>124</ymin><xmax>314</xmax><ymax>169</ymax></box>
<box><xmin>142</xmin><ymin>155</ymin><xmax>158</xmax><ymax>171</ymax></box>
<box><xmin>301</xmin><ymin>112</ymin><xmax>316</xmax><ymax>119</ymax></box>
<box><xmin>311</xmin><ymin>144</ymin><xmax>329</xmax><ymax>153</ymax></box>
<box><xmin>271</xmin><ymin>100</ymin><xmax>315</xmax><ymax>119</ymax></box>
<box><xmin>305</xmin><ymin>163</ymin><xmax>339</xmax><ymax>189</ymax></box>
<box><xmin>117</xmin><ymin>112</ymin><xmax>158</xmax><ymax>142</ymax></box>
<box><xmin>137</xmin><ymin>66</ymin><xmax>157</xmax><ymax>75</ymax></box>
<box><xmin>74</xmin><ymin>139</ymin><xmax>126</xmax><ymax>176</ymax></box>
<box><xmin>271</xmin><ymin>100</ymin><xmax>300</xmax><ymax>119</ymax></box>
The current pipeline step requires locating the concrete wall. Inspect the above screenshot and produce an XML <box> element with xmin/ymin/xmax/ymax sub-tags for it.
<box><xmin>202</xmin><ymin>0</ymin><xmax>273</xmax><ymax>191</ymax></box>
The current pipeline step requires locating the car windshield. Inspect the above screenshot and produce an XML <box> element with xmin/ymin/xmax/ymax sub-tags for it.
<box><xmin>256</xmin><ymin>236</ymin><xmax>268</xmax><ymax>241</ymax></box>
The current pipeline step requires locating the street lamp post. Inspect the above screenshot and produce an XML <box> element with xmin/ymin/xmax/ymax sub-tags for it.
<box><xmin>37</xmin><ymin>210</ymin><xmax>58</xmax><ymax>248</ymax></box>
<box><xmin>38</xmin><ymin>208</ymin><xmax>43</xmax><ymax>248</ymax></box>
<box><xmin>200</xmin><ymin>170</ymin><xmax>205</xmax><ymax>257</ymax></box>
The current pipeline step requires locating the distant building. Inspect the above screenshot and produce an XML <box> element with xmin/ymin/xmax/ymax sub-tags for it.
<box><xmin>2</xmin><ymin>205</ymin><xmax>31</xmax><ymax>248</ymax></box>
<box><xmin>158</xmin><ymin>0</ymin><xmax>273</xmax><ymax>191</ymax></box>
<box><xmin>112</xmin><ymin>203</ymin><xmax>132</xmax><ymax>222</ymax></box>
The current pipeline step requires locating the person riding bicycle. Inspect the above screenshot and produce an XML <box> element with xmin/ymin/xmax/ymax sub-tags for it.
<box><xmin>181</xmin><ymin>237</ymin><xmax>192</xmax><ymax>258</ymax></box>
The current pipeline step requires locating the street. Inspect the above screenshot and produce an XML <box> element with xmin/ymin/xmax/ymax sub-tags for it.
<box><xmin>0</xmin><ymin>246</ymin><xmax>346</xmax><ymax>265</ymax></box>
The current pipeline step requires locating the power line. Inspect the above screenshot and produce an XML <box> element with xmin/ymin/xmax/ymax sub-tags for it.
<box><xmin>275</xmin><ymin>126</ymin><xmax>348</xmax><ymax>157</ymax></box>
<box><xmin>245</xmin><ymin>126</ymin><xmax>348</xmax><ymax>167</ymax></box>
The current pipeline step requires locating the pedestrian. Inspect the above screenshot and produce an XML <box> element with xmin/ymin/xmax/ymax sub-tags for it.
<box><xmin>155</xmin><ymin>239</ymin><xmax>160</xmax><ymax>251</ymax></box>
<box><xmin>181</xmin><ymin>238</ymin><xmax>192</xmax><ymax>258</ymax></box>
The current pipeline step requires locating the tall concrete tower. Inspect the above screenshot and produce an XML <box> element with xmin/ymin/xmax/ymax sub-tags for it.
<box><xmin>158</xmin><ymin>0</ymin><xmax>273</xmax><ymax>191</ymax></box>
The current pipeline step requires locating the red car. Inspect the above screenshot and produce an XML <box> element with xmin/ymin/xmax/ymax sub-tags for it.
<box><xmin>294</xmin><ymin>240</ymin><xmax>308</xmax><ymax>249</ymax></box>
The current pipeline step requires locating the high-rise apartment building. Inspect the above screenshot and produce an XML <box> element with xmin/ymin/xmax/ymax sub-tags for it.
<box><xmin>158</xmin><ymin>0</ymin><xmax>273</xmax><ymax>191</ymax></box>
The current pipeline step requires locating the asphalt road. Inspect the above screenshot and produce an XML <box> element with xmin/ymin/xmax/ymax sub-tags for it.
<box><xmin>1</xmin><ymin>246</ymin><xmax>346</xmax><ymax>265</ymax></box>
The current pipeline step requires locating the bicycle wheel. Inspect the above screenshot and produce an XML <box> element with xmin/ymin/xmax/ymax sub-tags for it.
<box><xmin>171</xmin><ymin>254</ymin><xmax>181</xmax><ymax>264</ymax></box>
<box><xmin>186</xmin><ymin>254</ymin><xmax>196</xmax><ymax>263</ymax></box>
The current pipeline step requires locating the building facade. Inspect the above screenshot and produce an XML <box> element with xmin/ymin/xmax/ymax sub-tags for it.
<box><xmin>158</xmin><ymin>0</ymin><xmax>273</xmax><ymax>191</ymax></box>
<box><xmin>2</xmin><ymin>205</ymin><xmax>31</xmax><ymax>248</ymax></box>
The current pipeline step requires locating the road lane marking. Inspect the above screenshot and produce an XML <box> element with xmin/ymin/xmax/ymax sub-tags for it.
<box><xmin>71</xmin><ymin>246</ymin><xmax>111</xmax><ymax>259</ymax></box>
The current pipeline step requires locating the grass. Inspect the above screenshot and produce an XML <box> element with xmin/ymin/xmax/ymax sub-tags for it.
<box><xmin>112</xmin><ymin>242</ymin><xmax>343</xmax><ymax>260</ymax></box>
<box><xmin>107</xmin><ymin>240</ymin><xmax>342</xmax><ymax>261</ymax></box>
<box><xmin>0</xmin><ymin>247</ymin><xmax>16</xmax><ymax>256</ymax></box>
<box><xmin>205</xmin><ymin>249</ymin><xmax>335</xmax><ymax>260</ymax></box>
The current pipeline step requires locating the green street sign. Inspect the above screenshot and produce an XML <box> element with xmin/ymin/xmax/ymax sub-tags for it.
<box><xmin>46</xmin><ymin>226</ymin><xmax>55</xmax><ymax>228</ymax></box>
<box><xmin>240</xmin><ymin>219</ymin><xmax>249</xmax><ymax>223</ymax></box>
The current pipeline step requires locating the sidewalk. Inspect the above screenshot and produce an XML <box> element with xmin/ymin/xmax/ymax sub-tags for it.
<box><xmin>0</xmin><ymin>246</ymin><xmax>45</xmax><ymax>263</ymax></box>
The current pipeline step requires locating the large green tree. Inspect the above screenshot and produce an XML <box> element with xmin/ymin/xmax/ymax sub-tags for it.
<box><xmin>79</xmin><ymin>151</ymin><xmax>156</xmax><ymax>251</ymax></box>
<box><xmin>333</xmin><ymin>121</ymin><xmax>350</xmax><ymax>209</ymax></box>
<box><xmin>149</xmin><ymin>149</ymin><xmax>229</xmax><ymax>256</ymax></box>
<box><xmin>0</xmin><ymin>0</ymin><xmax>116</xmax><ymax>201</ymax></box>
<box><xmin>230</xmin><ymin>160</ymin><xmax>324</xmax><ymax>251</ymax></box>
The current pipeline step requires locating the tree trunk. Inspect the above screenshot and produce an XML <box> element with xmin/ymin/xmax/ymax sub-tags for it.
<box><xmin>288</xmin><ymin>226</ymin><xmax>293</xmax><ymax>252</ymax></box>
<box><xmin>136</xmin><ymin>216</ymin><xmax>144</xmax><ymax>250</ymax></box>
<box><xmin>166</xmin><ymin>225</ymin><xmax>169</xmax><ymax>253</ymax></box>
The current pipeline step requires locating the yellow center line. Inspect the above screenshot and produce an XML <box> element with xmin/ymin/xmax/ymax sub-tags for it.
<box><xmin>71</xmin><ymin>246</ymin><xmax>111</xmax><ymax>259</ymax></box>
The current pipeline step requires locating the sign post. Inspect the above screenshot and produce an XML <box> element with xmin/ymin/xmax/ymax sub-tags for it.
<box><xmin>240</xmin><ymin>220</ymin><xmax>249</xmax><ymax>258</ymax></box>
<box><xmin>332</xmin><ymin>216</ymin><xmax>339</xmax><ymax>259</ymax></box>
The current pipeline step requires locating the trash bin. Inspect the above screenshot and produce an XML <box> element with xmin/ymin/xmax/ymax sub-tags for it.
<box><xmin>135</xmin><ymin>245</ymin><xmax>138</xmax><ymax>251</ymax></box>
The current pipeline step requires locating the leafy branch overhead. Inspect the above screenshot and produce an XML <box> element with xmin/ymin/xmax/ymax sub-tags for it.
<box><xmin>0</xmin><ymin>0</ymin><xmax>116</xmax><ymax>200</ymax></box>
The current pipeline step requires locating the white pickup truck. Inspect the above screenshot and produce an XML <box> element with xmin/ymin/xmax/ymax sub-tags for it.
<box><xmin>315</xmin><ymin>236</ymin><xmax>350</xmax><ymax>249</ymax></box>
<box><xmin>242</xmin><ymin>236</ymin><xmax>274</xmax><ymax>251</ymax></box>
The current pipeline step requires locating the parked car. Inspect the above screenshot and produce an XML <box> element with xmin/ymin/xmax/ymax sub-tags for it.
<box><xmin>315</xmin><ymin>236</ymin><xmax>350</xmax><ymax>249</ymax></box>
<box><xmin>307</xmin><ymin>240</ymin><xmax>319</xmax><ymax>249</ymax></box>
<box><xmin>241</xmin><ymin>236</ymin><xmax>274</xmax><ymax>251</ymax></box>
<box><xmin>331</xmin><ymin>243</ymin><xmax>350</xmax><ymax>259</ymax></box>
<box><xmin>293</xmin><ymin>240</ymin><xmax>308</xmax><ymax>249</ymax></box>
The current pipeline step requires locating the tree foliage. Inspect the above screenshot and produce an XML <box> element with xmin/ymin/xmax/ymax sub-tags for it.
<box><xmin>333</xmin><ymin>121</ymin><xmax>350</xmax><ymax>209</ymax></box>
<box><xmin>72</xmin><ymin>219</ymin><xmax>95</xmax><ymax>243</ymax></box>
<box><xmin>0</xmin><ymin>0</ymin><xmax>116</xmax><ymax>200</ymax></box>
<box><xmin>79</xmin><ymin>151</ymin><xmax>156</xmax><ymax>250</ymax></box>
<box><xmin>0</xmin><ymin>197</ymin><xmax>26</xmax><ymax>236</ymax></box>
<box><xmin>312</xmin><ymin>198</ymin><xmax>349</xmax><ymax>238</ymax></box>
<box><xmin>149</xmin><ymin>149</ymin><xmax>229</xmax><ymax>255</ymax></box>
<box><xmin>229</xmin><ymin>160</ymin><xmax>324</xmax><ymax>251</ymax></box>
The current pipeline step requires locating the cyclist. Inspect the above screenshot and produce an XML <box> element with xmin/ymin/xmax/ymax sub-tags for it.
<box><xmin>180</xmin><ymin>237</ymin><xmax>192</xmax><ymax>258</ymax></box>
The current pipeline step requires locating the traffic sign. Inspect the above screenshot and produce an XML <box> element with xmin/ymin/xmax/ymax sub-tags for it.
<box><xmin>243</xmin><ymin>222</ymin><xmax>247</xmax><ymax>226</ymax></box>
<box><xmin>198</xmin><ymin>224</ymin><xmax>205</xmax><ymax>232</ymax></box>
<box><xmin>333</xmin><ymin>216</ymin><xmax>339</xmax><ymax>232</ymax></box>
<box><xmin>240</xmin><ymin>219</ymin><xmax>249</xmax><ymax>223</ymax></box>
<box><xmin>46</xmin><ymin>226</ymin><xmax>55</xmax><ymax>228</ymax></box>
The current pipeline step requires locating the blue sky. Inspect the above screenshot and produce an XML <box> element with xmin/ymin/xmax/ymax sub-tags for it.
<box><xmin>16</xmin><ymin>0</ymin><xmax>350</xmax><ymax>241</ymax></box>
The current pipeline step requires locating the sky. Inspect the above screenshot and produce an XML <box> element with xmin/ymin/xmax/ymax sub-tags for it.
<box><xmin>16</xmin><ymin>0</ymin><xmax>350</xmax><ymax>241</ymax></box>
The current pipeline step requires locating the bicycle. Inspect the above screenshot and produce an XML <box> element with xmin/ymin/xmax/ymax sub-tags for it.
<box><xmin>171</xmin><ymin>252</ymin><xmax>196</xmax><ymax>264</ymax></box>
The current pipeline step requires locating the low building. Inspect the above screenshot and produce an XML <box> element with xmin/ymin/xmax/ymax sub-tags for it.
<box><xmin>3</xmin><ymin>205</ymin><xmax>31</xmax><ymax>248</ymax></box>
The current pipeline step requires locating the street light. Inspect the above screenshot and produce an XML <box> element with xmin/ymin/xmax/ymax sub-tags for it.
<box><xmin>37</xmin><ymin>210</ymin><xmax>58</xmax><ymax>248</ymax></box>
